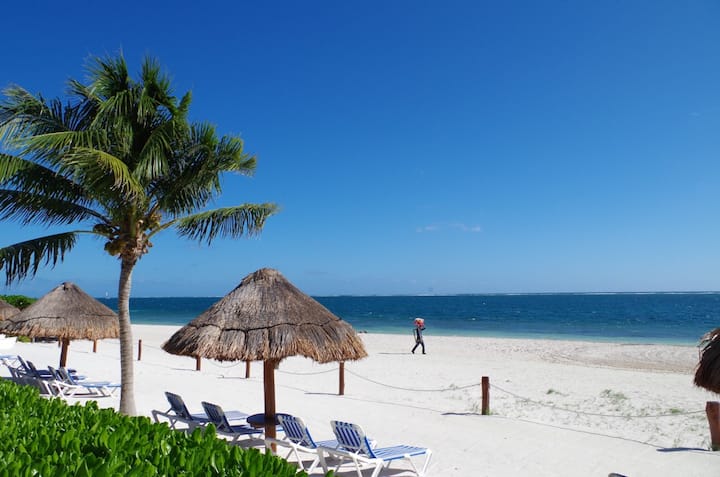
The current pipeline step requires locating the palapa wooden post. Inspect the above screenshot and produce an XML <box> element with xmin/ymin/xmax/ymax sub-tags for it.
<box><xmin>245</xmin><ymin>361</ymin><xmax>251</xmax><ymax>378</ymax></box>
<box><xmin>137</xmin><ymin>339</ymin><xmax>142</xmax><ymax>361</ymax></box>
<box><xmin>339</xmin><ymin>362</ymin><xmax>345</xmax><ymax>395</ymax></box>
<box><xmin>481</xmin><ymin>376</ymin><xmax>490</xmax><ymax>415</ymax></box>
<box><xmin>706</xmin><ymin>401</ymin><xmax>720</xmax><ymax>451</ymax></box>
<box><xmin>59</xmin><ymin>338</ymin><xmax>70</xmax><ymax>368</ymax></box>
<box><xmin>93</xmin><ymin>340</ymin><xmax>98</xmax><ymax>353</ymax></box>
<box><xmin>195</xmin><ymin>356</ymin><xmax>202</xmax><ymax>371</ymax></box>
<box><xmin>264</xmin><ymin>359</ymin><xmax>278</xmax><ymax>450</ymax></box>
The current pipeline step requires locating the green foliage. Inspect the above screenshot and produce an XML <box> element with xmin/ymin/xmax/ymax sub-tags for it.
<box><xmin>0</xmin><ymin>380</ymin><xmax>319</xmax><ymax>476</ymax></box>
<box><xmin>600</xmin><ymin>389</ymin><xmax>627</xmax><ymax>401</ymax></box>
<box><xmin>0</xmin><ymin>294</ymin><xmax>36</xmax><ymax>309</ymax></box>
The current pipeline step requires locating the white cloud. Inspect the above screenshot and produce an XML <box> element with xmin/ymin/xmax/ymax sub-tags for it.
<box><xmin>416</xmin><ymin>223</ymin><xmax>482</xmax><ymax>233</ymax></box>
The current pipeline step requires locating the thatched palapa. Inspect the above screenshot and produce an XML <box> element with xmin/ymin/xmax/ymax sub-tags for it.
<box><xmin>163</xmin><ymin>268</ymin><xmax>367</xmax><ymax>440</ymax></box>
<box><xmin>0</xmin><ymin>282</ymin><xmax>119</xmax><ymax>367</ymax></box>
<box><xmin>162</xmin><ymin>268</ymin><xmax>367</xmax><ymax>363</ymax></box>
<box><xmin>0</xmin><ymin>298</ymin><xmax>20</xmax><ymax>320</ymax></box>
<box><xmin>695</xmin><ymin>328</ymin><xmax>720</xmax><ymax>394</ymax></box>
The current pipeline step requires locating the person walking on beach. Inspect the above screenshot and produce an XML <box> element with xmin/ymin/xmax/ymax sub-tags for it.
<box><xmin>412</xmin><ymin>317</ymin><xmax>426</xmax><ymax>354</ymax></box>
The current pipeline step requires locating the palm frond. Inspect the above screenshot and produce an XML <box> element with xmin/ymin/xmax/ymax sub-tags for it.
<box><xmin>22</xmin><ymin>130</ymin><xmax>109</xmax><ymax>164</ymax></box>
<box><xmin>0</xmin><ymin>87</ymin><xmax>69</xmax><ymax>147</ymax></box>
<box><xmin>2</xmin><ymin>159</ymin><xmax>92</xmax><ymax>206</ymax></box>
<box><xmin>216</xmin><ymin>135</ymin><xmax>257</xmax><ymax>175</ymax></box>
<box><xmin>89</xmin><ymin>55</ymin><xmax>131</xmax><ymax>100</ymax></box>
<box><xmin>0</xmin><ymin>232</ymin><xmax>79</xmax><ymax>285</ymax></box>
<box><xmin>94</xmin><ymin>90</ymin><xmax>138</xmax><ymax>128</ymax></box>
<box><xmin>175</xmin><ymin>204</ymin><xmax>279</xmax><ymax>245</ymax></box>
<box><xmin>0</xmin><ymin>153</ymin><xmax>29</xmax><ymax>182</ymax></box>
<box><xmin>134</xmin><ymin>117</ymin><xmax>182</xmax><ymax>181</ymax></box>
<box><xmin>65</xmin><ymin>80</ymin><xmax>101</xmax><ymax>130</ymax></box>
<box><xmin>151</xmin><ymin>123</ymin><xmax>257</xmax><ymax>214</ymax></box>
<box><xmin>65</xmin><ymin>147</ymin><xmax>144</xmax><ymax>198</ymax></box>
<box><xmin>0</xmin><ymin>189</ymin><xmax>103</xmax><ymax>225</ymax></box>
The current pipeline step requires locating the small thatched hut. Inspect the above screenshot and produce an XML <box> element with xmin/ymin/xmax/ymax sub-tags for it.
<box><xmin>0</xmin><ymin>298</ymin><xmax>20</xmax><ymax>320</ymax></box>
<box><xmin>0</xmin><ymin>282</ymin><xmax>119</xmax><ymax>367</ymax></box>
<box><xmin>695</xmin><ymin>328</ymin><xmax>720</xmax><ymax>394</ymax></box>
<box><xmin>163</xmin><ymin>268</ymin><xmax>367</xmax><ymax>439</ymax></box>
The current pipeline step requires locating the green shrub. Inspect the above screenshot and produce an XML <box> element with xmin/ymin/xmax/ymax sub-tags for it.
<box><xmin>0</xmin><ymin>380</ymin><xmax>326</xmax><ymax>476</ymax></box>
<box><xmin>0</xmin><ymin>295</ymin><xmax>36</xmax><ymax>309</ymax></box>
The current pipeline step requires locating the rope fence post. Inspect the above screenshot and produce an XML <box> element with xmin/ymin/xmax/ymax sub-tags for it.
<box><xmin>339</xmin><ymin>362</ymin><xmax>345</xmax><ymax>395</ymax></box>
<box><xmin>195</xmin><ymin>356</ymin><xmax>202</xmax><ymax>371</ymax></box>
<box><xmin>245</xmin><ymin>361</ymin><xmax>251</xmax><ymax>378</ymax></box>
<box><xmin>481</xmin><ymin>376</ymin><xmax>490</xmax><ymax>415</ymax></box>
<box><xmin>137</xmin><ymin>339</ymin><xmax>142</xmax><ymax>361</ymax></box>
<box><xmin>93</xmin><ymin>340</ymin><xmax>97</xmax><ymax>353</ymax></box>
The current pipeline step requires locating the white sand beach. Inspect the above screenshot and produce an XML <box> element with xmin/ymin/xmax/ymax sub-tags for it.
<box><xmin>4</xmin><ymin>325</ymin><xmax>720</xmax><ymax>476</ymax></box>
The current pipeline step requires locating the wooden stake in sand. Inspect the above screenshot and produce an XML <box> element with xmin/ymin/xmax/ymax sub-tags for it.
<box><xmin>339</xmin><ymin>362</ymin><xmax>345</xmax><ymax>395</ymax></box>
<box><xmin>482</xmin><ymin>376</ymin><xmax>490</xmax><ymax>415</ymax></box>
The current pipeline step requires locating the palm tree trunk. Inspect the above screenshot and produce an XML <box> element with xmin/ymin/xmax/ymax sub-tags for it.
<box><xmin>118</xmin><ymin>258</ymin><xmax>136</xmax><ymax>415</ymax></box>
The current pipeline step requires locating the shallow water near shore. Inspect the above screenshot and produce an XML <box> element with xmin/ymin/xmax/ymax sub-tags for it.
<box><xmin>98</xmin><ymin>292</ymin><xmax>719</xmax><ymax>346</ymax></box>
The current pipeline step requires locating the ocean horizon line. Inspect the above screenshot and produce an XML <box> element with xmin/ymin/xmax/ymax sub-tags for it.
<box><xmin>95</xmin><ymin>290</ymin><xmax>720</xmax><ymax>299</ymax></box>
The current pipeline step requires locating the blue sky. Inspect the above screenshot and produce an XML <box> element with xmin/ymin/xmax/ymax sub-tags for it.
<box><xmin>2</xmin><ymin>1</ymin><xmax>720</xmax><ymax>297</ymax></box>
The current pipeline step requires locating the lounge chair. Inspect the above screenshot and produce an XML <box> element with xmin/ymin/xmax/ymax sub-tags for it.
<box><xmin>201</xmin><ymin>401</ymin><xmax>265</xmax><ymax>443</ymax></box>
<box><xmin>318</xmin><ymin>420</ymin><xmax>432</xmax><ymax>477</ymax></box>
<box><xmin>13</xmin><ymin>375</ymin><xmax>56</xmax><ymax>398</ymax></box>
<box><xmin>265</xmin><ymin>414</ymin><xmax>338</xmax><ymax>473</ymax></box>
<box><xmin>20</xmin><ymin>358</ymin><xmax>53</xmax><ymax>380</ymax></box>
<box><xmin>0</xmin><ymin>355</ymin><xmax>22</xmax><ymax>377</ymax></box>
<box><xmin>152</xmin><ymin>392</ymin><xmax>249</xmax><ymax>431</ymax></box>
<box><xmin>58</xmin><ymin>367</ymin><xmax>121</xmax><ymax>397</ymax></box>
<box><xmin>46</xmin><ymin>366</ymin><xmax>84</xmax><ymax>397</ymax></box>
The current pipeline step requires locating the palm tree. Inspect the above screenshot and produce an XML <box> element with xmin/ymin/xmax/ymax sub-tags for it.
<box><xmin>0</xmin><ymin>55</ymin><xmax>278</xmax><ymax>415</ymax></box>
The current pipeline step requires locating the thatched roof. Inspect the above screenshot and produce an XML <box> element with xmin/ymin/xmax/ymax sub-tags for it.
<box><xmin>695</xmin><ymin>328</ymin><xmax>720</xmax><ymax>394</ymax></box>
<box><xmin>163</xmin><ymin>268</ymin><xmax>367</xmax><ymax>363</ymax></box>
<box><xmin>0</xmin><ymin>282</ymin><xmax>119</xmax><ymax>340</ymax></box>
<box><xmin>0</xmin><ymin>299</ymin><xmax>20</xmax><ymax>320</ymax></box>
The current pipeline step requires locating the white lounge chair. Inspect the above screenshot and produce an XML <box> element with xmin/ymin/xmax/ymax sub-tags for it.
<box><xmin>152</xmin><ymin>392</ymin><xmax>248</xmax><ymax>431</ymax></box>
<box><xmin>265</xmin><ymin>414</ymin><xmax>338</xmax><ymax>473</ymax></box>
<box><xmin>46</xmin><ymin>366</ymin><xmax>90</xmax><ymax>397</ymax></box>
<box><xmin>201</xmin><ymin>401</ymin><xmax>264</xmax><ymax>443</ymax></box>
<box><xmin>58</xmin><ymin>367</ymin><xmax>121</xmax><ymax>397</ymax></box>
<box><xmin>318</xmin><ymin>420</ymin><xmax>432</xmax><ymax>477</ymax></box>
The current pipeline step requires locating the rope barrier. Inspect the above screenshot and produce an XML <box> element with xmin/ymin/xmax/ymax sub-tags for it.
<box><xmin>344</xmin><ymin>368</ymin><xmax>481</xmax><ymax>392</ymax></box>
<box><xmin>491</xmin><ymin>383</ymin><xmax>705</xmax><ymax>418</ymax></box>
<box><xmin>113</xmin><ymin>338</ymin><xmax>710</xmax><ymax>421</ymax></box>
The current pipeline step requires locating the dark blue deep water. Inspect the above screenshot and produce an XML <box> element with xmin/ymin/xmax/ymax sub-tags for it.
<box><xmin>97</xmin><ymin>293</ymin><xmax>720</xmax><ymax>345</ymax></box>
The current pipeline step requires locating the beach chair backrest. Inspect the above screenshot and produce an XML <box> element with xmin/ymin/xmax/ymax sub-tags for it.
<box><xmin>25</xmin><ymin>360</ymin><xmax>42</xmax><ymax>379</ymax></box>
<box><xmin>58</xmin><ymin>367</ymin><xmax>76</xmax><ymax>385</ymax></box>
<box><xmin>16</xmin><ymin>355</ymin><xmax>30</xmax><ymax>374</ymax></box>
<box><xmin>331</xmin><ymin>421</ymin><xmax>375</xmax><ymax>457</ymax></box>
<box><xmin>165</xmin><ymin>392</ymin><xmax>192</xmax><ymax>420</ymax></box>
<box><xmin>201</xmin><ymin>402</ymin><xmax>231</xmax><ymax>431</ymax></box>
<box><xmin>278</xmin><ymin>414</ymin><xmax>316</xmax><ymax>448</ymax></box>
<box><xmin>47</xmin><ymin>366</ymin><xmax>61</xmax><ymax>381</ymax></box>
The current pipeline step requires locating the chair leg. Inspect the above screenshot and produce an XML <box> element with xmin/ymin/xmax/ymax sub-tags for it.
<box><xmin>307</xmin><ymin>455</ymin><xmax>321</xmax><ymax>474</ymax></box>
<box><xmin>405</xmin><ymin>450</ymin><xmax>432</xmax><ymax>477</ymax></box>
<box><xmin>318</xmin><ymin>448</ymin><xmax>330</xmax><ymax>474</ymax></box>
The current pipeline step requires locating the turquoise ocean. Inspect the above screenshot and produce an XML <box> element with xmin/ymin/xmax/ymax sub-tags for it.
<box><xmin>98</xmin><ymin>293</ymin><xmax>720</xmax><ymax>346</ymax></box>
